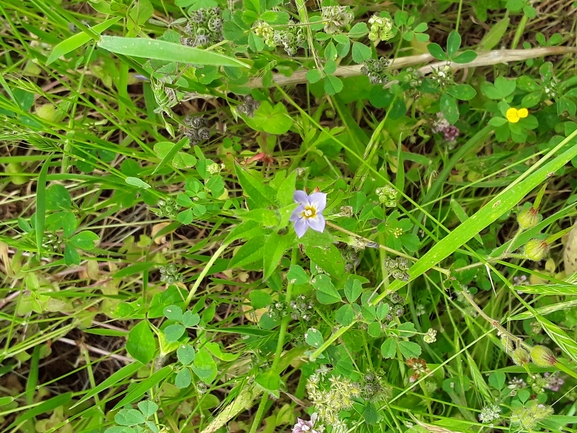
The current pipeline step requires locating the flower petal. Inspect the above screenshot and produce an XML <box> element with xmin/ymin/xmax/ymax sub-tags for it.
<box><xmin>293</xmin><ymin>190</ymin><xmax>309</xmax><ymax>205</ymax></box>
<box><xmin>294</xmin><ymin>218</ymin><xmax>309</xmax><ymax>238</ymax></box>
<box><xmin>506</xmin><ymin>108</ymin><xmax>519</xmax><ymax>123</ymax></box>
<box><xmin>518</xmin><ymin>108</ymin><xmax>529</xmax><ymax>118</ymax></box>
<box><xmin>307</xmin><ymin>214</ymin><xmax>325</xmax><ymax>233</ymax></box>
<box><xmin>308</xmin><ymin>192</ymin><xmax>327</xmax><ymax>212</ymax></box>
<box><xmin>290</xmin><ymin>205</ymin><xmax>304</xmax><ymax>222</ymax></box>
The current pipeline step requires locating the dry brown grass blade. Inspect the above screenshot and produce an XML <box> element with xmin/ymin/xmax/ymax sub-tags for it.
<box><xmin>248</xmin><ymin>46</ymin><xmax>577</xmax><ymax>88</ymax></box>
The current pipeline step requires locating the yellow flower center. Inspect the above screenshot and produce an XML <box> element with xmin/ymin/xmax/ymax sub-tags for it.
<box><xmin>301</xmin><ymin>205</ymin><xmax>317</xmax><ymax>219</ymax></box>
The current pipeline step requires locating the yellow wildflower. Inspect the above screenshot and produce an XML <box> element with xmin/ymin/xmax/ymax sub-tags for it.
<box><xmin>506</xmin><ymin>107</ymin><xmax>529</xmax><ymax>123</ymax></box>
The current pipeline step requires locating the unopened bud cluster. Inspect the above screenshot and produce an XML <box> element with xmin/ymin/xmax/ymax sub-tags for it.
<box><xmin>237</xmin><ymin>96</ymin><xmax>261</xmax><ymax>118</ymax></box>
<box><xmin>273</xmin><ymin>20</ymin><xmax>305</xmax><ymax>56</ymax></box>
<box><xmin>432</xmin><ymin>113</ymin><xmax>459</xmax><ymax>142</ymax></box>
<box><xmin>384</xmin><ymin>257</ymin><xmax>410</xmax><ymax>282</ymax></box>
<box><xmin>152</xmin><ymin>198</ymin><xmax>179</xmax><ymax>219</ymax></box>
<box><xmin>159</xmin><ymin>263</ymin><xmax>183</xmax><ymax>284</ymax></box>
<box><xmin>360</xmin><ymin>370</ymin><xmax>391</xmax><ymax>402</ymax></box>
<box><xmin>360</xmin><ymin>57</ymin><xmax>390</xmax><ymax>85</ymax></box>
<box><xmin>368</xmin><ymin>14</ymin><xmax>394</xmax><ymax>41</ymax></box>
<box><xmin>252</xmin><ymin>21</ymin><xmax>275</xmax><ymax>47</ymax></box>
<box><xmin>376</xmin><ymin>185</ymin><xmax>398</xmax><ymax>207</ymax></box>
<box><xmin>184</xmin><ymin>116</ymin><xmax>211</xmax><ymax>145</ymax></box>
<box><xmin>182</xmin><ymin>8</ymin><xmax>223</xmax><ymax>48</ymax></box>
<box><xmin>321</xmin><ymin>6</ymin><xmax>354</xmax><ymax>35</ymax></box>
<box><xmin>268</xmin><ymin>295</ymin><xmax>315</xmax><ymax>322</ymax></box>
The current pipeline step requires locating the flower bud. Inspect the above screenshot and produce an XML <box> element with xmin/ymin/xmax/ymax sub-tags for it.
<box><xmin>517</xmin><ymin>206</ymin><xmax>541</xmax><ymax>230</ymax></box>
<box><xmin>530</xmin><ymin>345</ymin><xmax>557</xmax><ymax>367</ymax></box>
<box><xmin>512</xmin><ymin>348</ymin><xmax>530</xmax><ymax>366</ymax></box>
<box><xmin>524</xmin><ymin>239</ymin><xmax>549</xmax><ymax>261</ymax></box>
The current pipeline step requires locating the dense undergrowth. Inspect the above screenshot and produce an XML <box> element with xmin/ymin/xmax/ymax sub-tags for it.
<box><xmin>1</xmin><ymin>0</ymin><xmax>577</xmax><ymax>432</ymax></box>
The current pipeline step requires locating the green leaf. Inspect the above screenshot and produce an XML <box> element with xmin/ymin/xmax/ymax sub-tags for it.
<box><xmin>263</xmin><ymin>232</ymin><xmax>292</xmax><ymax>280</ymax></box>
<box><xmin>177</xmin><ymin>345</ymin><xmax>196</xmax><ymax>365</ymax></box>
<box><xmin>305</xmin><ymin>244</ymin><xmax>345</xmax><ymax>278</ymax></box>
<box><xmin>480</xmin><ymin>15</ymin><xmax>510</xmax><ymax>51</ymax></box>
<box><xmin>324</xmin><ymin>75</ymin><xmax>343</xmax><ymax>95</ymax></box>
<box><xmin>229</xmin><ymin>236</ymin><xmax>265</xmax><ymax>269</ymax></box>
<box><xmin>164</xmin><ymin>305</ymin><xmax>183</xmax><ymax>321</ymax></box>
<box><xmin>250</xmin><ymin>290</ymin><xmax>272</xmax><ymax>309</ymax></box>
<box><xmin>45</xmin><ymin>184</ymin><xmax>72</xmax><ymax>211</ymax></box>
<box><xmin>125</xmin><ymin>176</ymin><xmax>151</xmax><ymax>189</ymax></box>
<box><xmin>64</xmin><ymin>245</ymin><xmax>80</xmax><ymax>266</ymax></box>
<box><xmin>512</xmin><ymin>284</ymin><xmax>577</xmax><ymax>296</ymax></box>
<box><xmin>440</xmin><ymin>93</ymin><xmax>459</xmax><ymax>124</ymax></box>
<box><xmin>352</xmin><ymin>42</ymin><xmax>372</xmax><ymax>63</ymax></box>
<box><xmin>126</xmin><ymin>320</ymin><xmax>157</xmax><ymax>365</ymax></box>
<box><xmin>47</xmin><ymin>17</ymin><xmax>122</xmax><ymax>65</ymax></box>
<box><xmin>381</xmin><ymin>338</ymin><xmax>396</xmax><ymax>359</ymax></box>
<box><xmin>426</xmin><ymin>43</ymin><xmax>447</xmax><ymax>60</ymax></box>
<box><xmin>255</xmin><ymin>370</ymin><xmax>281</xmax><ymax>398</ymax></box>
<box><xmin>312</xmin><ymin>274</ymin><xmax>341</xmax><ymax>304</ymax></box>
<box><xmin>225</xmin><ymin>220</ymin><xmax>262</xmax><ymax>243</ymax></box>
<box><xmin>306</xmin><ymin>69</ymin><xmax>322</xmax><ymax>84</ymax></box>
<box><xmin>251</xmin><ymin>101</ymin><xmax>294</xmax><ymax>134</ymax></box>
<box><xmin>344</xmin><ymin>276</ymin><xmax>363</xmax><ymax>302</ymax></box>
<box><xmin>175</xmin><ymin>368</ymin><xmax>192</xmax><ymax>389</ymax></box>
<box><xmin>398</xmin><ymin>341</ymin><xmax>422</xmax><ymax>358</ymax></box>
<box><xmin>98</xmin><ymin>36</ymin><xmax>249</xmax><ymax>68</ymax></box>
<box><xmin>489</xmin><ymin>371</ymin><xmax>506</xmax><ymax>390</ymax></box>
<box><xmin>276</xmin><ymin>170</ymin><xmax>297</xmax><ymax>207</ymax></box>
<box><xmin>489</xmin><ymin>117</ymin><xmax>508</xmax><ymax>127</ymax></box>
<box><xmin>164</xmin><ymin>324</ymin><xmax>186</xmax><ymax>342</ymax></box>
<box><xmin>182</xmin><ymin>311</ymin><xmax>200</xmax><ymax>327</ymax></box>
<box><xmin>335</xmin><ymin>304</ymin><xmax>355</xmax><ymax>326</ymax></box>
<box><xmin>234</xmin><ymin>163</ymin><xmax>276</xmax><ymax>207</ymax></box>
<box><xmin>69</xmin><ymin>231</ymin><xmax>99</xmax><ymax>250</ymax></box>
<box><xmin>305</xmin><ymin>328</ymin><xmax>324</xmax><ymax>348</ymax></box>
<box><xmin>191</xmin><ymin>347</ymin><xmax>217</xmax><ymax>383</ymax></box>
<box><xmin>447</xmin><ymin>84</ymin><xmax>477</xmax><ymax>101</ymax></box>
<box><xmin>349</xmin><ymin>22</ymin><xmax>368</xmax><ymax>38</ymax></box>
<box><xmin>452</xmin><ymin>50</ymin><xmax>478</xmax><ymax>64</ymax></box>
<box><xmin>446</xmin><ymin>31</ymin><xmax>461</xmax><ymax>58</ymax></box>
<box><xmin>287</xmin><ymin>265</ymin><xmax>309</xmax><ymax>285</ymax></box>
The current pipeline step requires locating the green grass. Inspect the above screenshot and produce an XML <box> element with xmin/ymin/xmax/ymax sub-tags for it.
<box><xmin>1</xmin><ymin>0</ymin><xmax>577</xmax><ymax>432</ymax></box>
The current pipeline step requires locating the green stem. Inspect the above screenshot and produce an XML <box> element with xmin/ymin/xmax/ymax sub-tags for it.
<box><xmin>511</xmin><ymin>14</ymin><xmax>529</xmax><ymax>50</ymax></box>
<box><xmin>248</xmin><ymin>248</ymin><xmax>299</xmax><ymax>433</ymax></box>
<box><xmin>185</xmin><ymin>242</ymin><xmax>229</xmax><ymax>307</ymax></box>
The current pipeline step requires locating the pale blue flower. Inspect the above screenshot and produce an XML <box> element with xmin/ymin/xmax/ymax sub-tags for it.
<box><xmin>290</xmin><ymin>190</ymin><xmax>326</xmax><ymax>238</ymax></box>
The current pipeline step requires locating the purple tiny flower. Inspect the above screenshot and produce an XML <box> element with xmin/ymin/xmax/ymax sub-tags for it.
<box><xmin>290</xmin><ymin>190</ymin><xmax>327</xmax><ymax>238</ymax></box>
<box><xmin>292</xmin><ymin>413</ymin><xmax>322</xmax><ymax>433</ymax></box>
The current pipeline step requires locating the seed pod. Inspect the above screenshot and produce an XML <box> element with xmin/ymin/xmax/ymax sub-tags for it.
<box><xmin>511</xmin><ymin>348</ymin><xmax>530</xmax><ymax>365</ymax></box>
<box><xmin>524</xmin><ymin>239</ymin><xmax>549</xmax><ymax>261</ymax></box>
<box><xmin>530</xmin><ymin>345</ymin><xmax>557</xmax><ymax>367</ymax></box>
<box><xmin>517</xmin><ymin>206</ymin><xmax>541</xmax><ymax>230</ymax></box>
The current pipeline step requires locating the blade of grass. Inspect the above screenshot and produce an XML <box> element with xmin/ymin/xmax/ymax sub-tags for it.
<box><xmin>98</xmin><ymin>37</ymin><xmax>250</xmax><ymax>68</ymax></box>
<box><xmin>35</xmin><ymin>156</ymin><xmax>52</xmax><ymax>259</ymax></box>
<box><xmin>46</xmin><ymin>17</ymin><xmax>122</xmax><ymax>65</ymax></box>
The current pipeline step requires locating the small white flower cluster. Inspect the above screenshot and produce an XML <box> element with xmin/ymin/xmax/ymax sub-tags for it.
<box><xmin>478</xmin><ymin>403</ymin><xmax>501</xmax><ymax>424</ymax></box>
<box><xmin>423</xmin><ymin>328</ymin><xmax>437</xmax><ymax>344</ymax></box>
<box><xmin>306</xmin><ymin>367</ymin><xmax>361</xmax><ymax>426</ymax></box>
